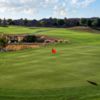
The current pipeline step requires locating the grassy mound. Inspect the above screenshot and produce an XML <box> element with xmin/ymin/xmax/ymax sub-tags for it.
<box><xmin>67</xmin><ymin>26</ymin><xmax>100</xmax><ymax>34</ymax></box>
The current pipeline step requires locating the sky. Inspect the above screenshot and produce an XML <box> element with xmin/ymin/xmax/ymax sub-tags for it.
<box><xmin>0</xmin><ymin>0</ymin><xmax>99</xmax><ymax>19</ymax></box>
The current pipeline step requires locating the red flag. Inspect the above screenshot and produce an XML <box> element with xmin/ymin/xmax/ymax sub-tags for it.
<box><xmin>52</xmin><ymin>48</ymin><xmax>57</xmax><ymax>54</ymax></box>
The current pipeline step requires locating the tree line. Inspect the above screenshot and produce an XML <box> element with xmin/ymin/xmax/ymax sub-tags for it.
<box><xmin>0</xmin><ymin>17</ymin><xmax>100</xmax><ymax>28</ymax></box>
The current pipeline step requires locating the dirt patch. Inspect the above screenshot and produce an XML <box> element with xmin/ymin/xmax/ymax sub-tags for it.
<box><xmin>5</xmin><ymin>43</ymin><xmax>41</xmax><ymax>51</ymax></box>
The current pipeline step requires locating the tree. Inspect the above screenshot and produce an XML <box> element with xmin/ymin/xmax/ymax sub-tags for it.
<box><xmin>7</xmin><ymin>19</ymin><xmax>13</xmax><ymax>25</ymax></box>
<box><xmin>0</xmin><ymin>17</ymin><xmax>99</xmax><ymax>28</ymax></box>
<box><xmin>0</xmin><ymin>19</ymin><xmax>2</xmax><ymax>25</ymax></box>
<box><xmin>87</xmin><ymin>19</ymin><xmax>92</xmax><ymax>26</ymax></box>
<box><xmin>52</xmin><ymin>18</ymin><xmax>58</xmax><ymax>26</ymax></box>
<box><xmin>2</xmin><ymin>18</ymin><xmax>8</xmax><ymax>27</ymax></box>
<box><xmin>92</xmin><ymin>18</ymin><xmax>100</xmax><ymax>27</ymax></box>
<box><xmin>92</xmin><ymin>19</ymin><xmax>99</xmax><ymax>27</ymax></box>
<box><xmin>19</xmin><ymin>18</ymin><xmax>24</xmax><ymax>26</ymax></box>
<box><xmin>40</xmin><ymin>20</ymin><xmax>46</xmax><ymax>27</ymax></box>
<box><xmin>57</xmin><ymin>19</ymin><xmax>65</xmax><ymax>26</ymax></box>
<box><xmin>98</xmin><ymin>18</ymin><xmax>100</xmax><ymax>26</ymax></box>
<box><xmin>80</xmin><ymin>18</ymin><xmax>88</xmax><ymax>26</ymax></box>
<box><xmin>24</xmin><ymin>18</ymin><xmax>28</xmax><ymax>26</ymax></box>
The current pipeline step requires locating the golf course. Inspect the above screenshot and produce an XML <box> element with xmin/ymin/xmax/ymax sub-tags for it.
<box><xmin>0</xmin><ymin>26</ymin><xmax>100</xmax><ymax>100</ymax></box>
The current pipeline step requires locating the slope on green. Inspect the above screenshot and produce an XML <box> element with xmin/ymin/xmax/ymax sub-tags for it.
<box><xmin>0</xmin><ymin>26</ymin><xmax>100</xmax><ymax>100</ymax></box>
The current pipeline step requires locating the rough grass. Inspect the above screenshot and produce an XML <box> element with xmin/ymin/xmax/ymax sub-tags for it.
<box><xmin>0</xmin><ymin>26</ymin><xmax>100</xmax><ymax>100</ymax></box>
<box><xmin>67</xmin><ymin>26</ymin><xmax>100</xmax><ymax>34</ymax></box>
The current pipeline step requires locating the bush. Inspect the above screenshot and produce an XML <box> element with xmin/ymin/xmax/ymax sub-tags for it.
<box><xmin>23</xmin><ymin>35</ymin><xmax>37</xmax><ymax>43</ymax></box>
<box><xmin>0</xmin><ymin>35</ymin><xmax>7</xmax><ymax>50</ymax></box>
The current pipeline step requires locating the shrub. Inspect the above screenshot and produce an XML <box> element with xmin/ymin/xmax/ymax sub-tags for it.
<box><xmin>23</xmin><ymin>35</ymin><xmax>37</xmax><ymax>43</ymax></box>
<box><xmin>0</xmin><ymin>35</ymin><xmax>7</xmax><ymax>50</ymax></box>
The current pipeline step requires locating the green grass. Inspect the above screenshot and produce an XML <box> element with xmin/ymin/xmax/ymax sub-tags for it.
<box><xmin>0</xmin><ymin>26</ymin><xmax>100</xmax><ymax>100</ymax></box>
<box><xmin>0</xmin><ymin>26</ymin><xmax>54</xmax><ymax>34</ymax></box>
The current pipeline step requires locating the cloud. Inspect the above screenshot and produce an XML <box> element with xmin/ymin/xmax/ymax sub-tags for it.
<box><xmin>40</xmin><ymin>0</ymin><xmax>59</xmax><ymax>8</ymax></box>
<box><xmin>0</xmin><ymin>0</ymin><xmax>97</xmax><ymax>19</ymax></box>
<box><xmin>53</xmin><ymin>5</ymin><xmax>67</xmax><ymax>18</ymax></box>
<box><xmin>71</xmin><ymin>0</ymin><xmax>96</xmax><ymax>8</ymax></box>
<box><xmin>0</xmin><ymin>0</ymin><xmax>39</xmax><ymax>16</ymax></box>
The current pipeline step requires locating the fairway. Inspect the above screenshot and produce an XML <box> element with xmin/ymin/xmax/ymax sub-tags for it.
<box><xmin>0</xmin><ymin>26</ymin><xmax>100</xmax><ymax>100</ymax></box>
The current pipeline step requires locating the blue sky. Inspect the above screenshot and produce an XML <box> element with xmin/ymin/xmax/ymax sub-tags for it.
<box><xmin>0</xmin><ymin>0</ymin><xmax>99</xmax><ymax>19</ymax></box>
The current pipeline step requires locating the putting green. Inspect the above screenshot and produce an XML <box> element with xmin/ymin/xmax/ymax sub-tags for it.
<box><xmin>0</xmin><ymin>26</ymin><xmax>100</xmax><ymax>100</ymax></box>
